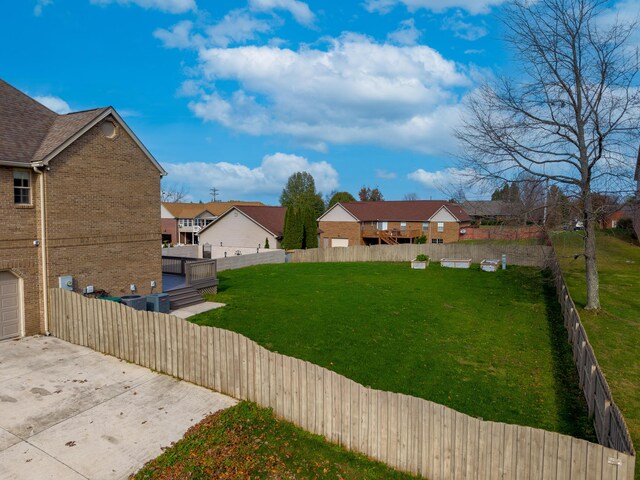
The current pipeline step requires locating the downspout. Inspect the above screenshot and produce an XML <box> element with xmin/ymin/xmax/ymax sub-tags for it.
<box><xmin>33</xmin><ymin>166</ymin><xmax>50</xmax><ymax>336</ymax></box>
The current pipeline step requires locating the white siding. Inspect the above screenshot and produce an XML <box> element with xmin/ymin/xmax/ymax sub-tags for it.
<box><xmin>320</xmin><ymin>204</ymin><xmax>358</xmax><ymax>222</ymax></box>
<box><xmin>198</xmin><ymin>211</ymin><xmax>280</xmax><ymax>251</ymax></box>
<box><xmin>160</xmin><ymin>205</ymin><xmax>174</xmax><ymax>219</ymax></box>
<box><xmin>430</xmin><ymin>207</ymin><xmax>458</xmax><ymax>222</ymax></box>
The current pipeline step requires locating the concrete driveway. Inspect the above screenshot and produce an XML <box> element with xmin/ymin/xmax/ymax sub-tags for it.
<box><xmin>0</xmin><ymin>336</ymin><xmax>236</xmax><ymax>480</ymax></box>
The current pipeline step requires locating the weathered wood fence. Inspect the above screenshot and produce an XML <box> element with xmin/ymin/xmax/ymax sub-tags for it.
<box><xmin>290</xmin><ymin>244</ymin><xmax>552</xmax><ymax>267</ymax></box>
<box><xmin>48</xmin><ymin>288</ymin><xmax>635</xmax><ymax>479</ymax></box>
<box><xmin>548</xmin><ymin>253</ymin><xmax>635</xmax><ymax>459</ymax></box>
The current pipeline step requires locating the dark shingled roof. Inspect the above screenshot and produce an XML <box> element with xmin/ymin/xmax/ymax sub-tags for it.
<box><xmin>235</xmin><ymin>205</ymin><xmax>287</xmax><ymax>237</ymax></box>
<box><xmin>0</xmin><ymin>79</ymin><xmax>107</xmax><ymax>165</ymax></box>
<box><xmin>337</xmin><ymin>200</ymin><xmax>471</xmax><ymax>222</ymax></box>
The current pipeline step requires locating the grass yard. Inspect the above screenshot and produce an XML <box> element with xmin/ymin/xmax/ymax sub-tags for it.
<box><xmin>192</xmin><ymin>262</ymin><xmax>593</xmax><ymax>440</ymax></box>
<box><xmin>134</xmin><ymin>401</ymin><xmax>420</xmax><ymax>480</ymax></box>
<box><xmin>552</xmin><ymin>231</ymin><xmax>640</xmax><ymax>460</ymax></box>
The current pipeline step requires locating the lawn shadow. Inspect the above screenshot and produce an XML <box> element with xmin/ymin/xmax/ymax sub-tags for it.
<box><xmin>541</xmin><ymin>270</ymin><xmax>596</xmax><ymax>441</ymax></box>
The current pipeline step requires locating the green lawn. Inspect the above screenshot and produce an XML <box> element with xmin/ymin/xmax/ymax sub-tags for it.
<box><xmin>192</xmin><ymin>262</ymin><xmax>593</xmax><ymax>440</ymax></box>
<box><xmin>552</xmin><ymin>231</ymin><xmax>640</xmax><ymax>460</ymax></box>
<box><xmin>134</xmin><ymin>402</ymin><xmax>420</xmax><ymax>480</ymax></box>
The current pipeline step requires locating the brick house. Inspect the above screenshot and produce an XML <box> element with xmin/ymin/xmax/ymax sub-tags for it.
<box><xmin>0</xmin><ymin>79</ymin><xmax>166</xmax><ymax>340</ymax></box>
<box><xmin>317</xmin><ymin>201</ymin><xmax>471</xmax><ymax>247</ymax></box>
<box><xmin>161</xmin><ymin>201</ymin><xmax>264</xmax><ymax>245</ymax></box>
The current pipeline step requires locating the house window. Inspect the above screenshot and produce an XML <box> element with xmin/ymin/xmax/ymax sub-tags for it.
<box><xmin>422</xmin><ymin>222</ymin><xmax>429</xmax><ymax>231</ymax></box>
<box><xmin>437</xmin><ymin>222</ymin><xmax>444</xmax><ymax>233</ymax></box>
<box><xmin>431</xmin><ymin>238</ymin><xmax>443</xmax><ymax>244</ymax></box>
<box><xmin>178</xmin><ymin>218</ymin><xmax>193</xmax><ymax>227</ymax></box>
<box><xmin>400</xmin><ymin>222</ymin><xmax>407</xmax><ymax>231</ymax></box>
<box><xmin>13</xmin><ymin>170</ymin><xmax>31</xmax><ymax>205</ymax></box>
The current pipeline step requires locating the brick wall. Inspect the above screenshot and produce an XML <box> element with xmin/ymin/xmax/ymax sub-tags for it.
<box><xmin>427</xmin><ymin>221</ymin><xmax>460</xmax><ymax>243</ymax></box>
<box><xmin>161</xmin><ymin>218</ymin><xmax>178</xmax><ymax>244</ymax></box>
<box><xmin>0</xmin><ymin>166</ymin><xmax>43</xmax><ymax>335</ymax></box>
<box><xmin>460</xmin><ymin>225</ymin><xmax>545</xmax><ymax>241</ymax></box>
<box><xmin>1</xmin><ymin>117</ymin><xmax>163</xmax><ymax>337</ymax></box>
<box><xmin>44</xmin><ymin>119</ymin><xmax>162</xmax><ymax>299</ymax></box>
<box><xmin>318</xmin><ymin>221</ymin><xmax>362</xmax><ymax>247</ymax></box>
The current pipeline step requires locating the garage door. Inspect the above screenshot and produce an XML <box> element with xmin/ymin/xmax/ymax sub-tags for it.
<box><xmin>0</xmin><ymin>271</ymin><xmax>20</xmax><ymax>340</ymax></box>
<box><xmin>331</xmin><ymin>238</ymin><xmax>349</xmax><ymax>248</ymax></box>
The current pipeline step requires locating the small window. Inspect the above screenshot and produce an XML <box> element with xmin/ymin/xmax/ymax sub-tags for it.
<box><xmin>422</xmin><ymin>222</ymin><xmax>429</xmax><ymax>231</ymax></box>
<box><xmin>14</xmin><ymin>170</ymin><xmax>31</xmax><ymax>205</ymax></box>
<box><xmin>431</xmin><ymin>238</ymin><xmax>443</xmax><ymax>244</ymax></box>
<box><xmin>400</xmin><ymin>221</ymin><xmax>407</xmax><ymax>231</ymax></box>
<box><xmin>437</xmin><ymin>222</ymin><xmax>444</xmax><ymax>233</ymax></box>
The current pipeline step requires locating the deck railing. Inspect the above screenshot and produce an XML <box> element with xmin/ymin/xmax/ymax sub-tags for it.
<box><xmin>162</xmin><ymin>256</ymin><xmax>218</xmax><ymax>290</ymax></box>
<box><xmin>360</xmin><ymin>228</ymin><xmax>423</xmax><ymax>239</ymax></box>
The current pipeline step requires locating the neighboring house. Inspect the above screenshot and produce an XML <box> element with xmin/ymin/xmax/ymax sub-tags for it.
<box><xmin>461</xmin><ymin>200</ymin><xmax>520</xmax><ymax>224</ymax></box>
<box><xmin>0</xmin><ymin>79</ymin><xmax>166</xmax><ymax>340</ymax></box>
<box><xmin>318</xmin><ymin>201</ymin><xmax>471</xmax><ymax>247</ymax></box>
<box><xmin>161</xmin><ymin>201</ymin><xmax>264</xmax><ymax>245</ymax></box>
<box><xmin>197</xmin><ymin>205</ymin><xmax>287</xmax><ymax>256</ymax></box>
<box><xmin>600</xmin><ymin>204</ymin><xmax>635</xmax><ymax>229</ymax></box>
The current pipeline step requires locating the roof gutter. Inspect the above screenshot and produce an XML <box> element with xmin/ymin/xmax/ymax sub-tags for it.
<box><xmin>33</xmin><ymin>165</ymin><xmax>50</xmax><ymax>336</ymax></box>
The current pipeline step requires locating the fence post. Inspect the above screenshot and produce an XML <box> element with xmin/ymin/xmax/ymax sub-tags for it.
<box><xmin>185</xmin><ymin>262</ymin><xmax>192</xmax><ymax>286</ymax></box>
<box><xmin>603</xmin><ymin>399</ymin><xmax>612</xmax><ymax>447</ymax></box>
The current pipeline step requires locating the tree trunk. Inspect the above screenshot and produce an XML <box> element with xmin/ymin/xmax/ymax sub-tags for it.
<box><xmin>583</xmin><ymin>191</ymin><xmax>600</xmax><ymax>310</ymax></box>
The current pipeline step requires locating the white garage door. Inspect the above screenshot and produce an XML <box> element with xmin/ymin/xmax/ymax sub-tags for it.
<box><xmin>0</xmin><ymin>272</ymin><xmax>20</xmax><ymax>340</ymax></box>
<box><xmin>331</xmin><ymin>238</ymin><xmax>349</xmax><ymax>248</ymax></box>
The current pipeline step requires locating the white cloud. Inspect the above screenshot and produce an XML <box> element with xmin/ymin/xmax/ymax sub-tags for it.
<box><xmin>154</xmin><ymin>20</ymin><xmax>199</xmax><ymax>49</ymax></box>
<box><xmin>442</xmin><ymin>12</ymin><xmax>487</xmax><ymax>40</ymax></box>
<box><xmin>364</xmin><ymin>0</ymin><xmax>505</xmax><ymax>15</ymax></box>
<box><xmin>155</xmin><ymin>11</ymin><xmax>274</xmax><ymax>49</ymax></box>
<box><xmin>34</xmin><ymin>0</ymin><xmax>53</xmax><ymax>16</ymax></box>
<box><xmin>387</xmin><ymin>18</ymin><xmax>421</xmax><ymax>46</ymax></box>
<box><xmin>249</xmin><ymin>0</ymin><xmax>315</xmax><ymax>26</ymax></box>
<box><xmin>408</xmin><ymin>167</ymin><xmax>473</xmax><ymax>188</ymax></box>
<box><xmin>90</xmin><ymin>0</ymin><xmax>196</xmax><ymax>14</ymax></box>
<box><xmin>376</xmin><ymin>169</ymin><xmax>397</xmax><ymax>179</ymax></box>
<box><xmin>163</xmin><ymin>152</ymin><xmax>339</xmax><ymax>201</ymax></box>
<box><xmin>34</xmin><ymin>95</ymin><xmax>71</xmax><ymax>114</ymax></box>
<box><xmin>187</xmin><ymin>34</ymin><xmax>470</xmax><ymax>153</ymax></box>
<box><xmin>206</xmin><ymin>10</ymin><xmax>274</xmax><ymax>47</ymax></box>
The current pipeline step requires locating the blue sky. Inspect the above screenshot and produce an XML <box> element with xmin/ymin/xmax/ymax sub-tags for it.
<box><xmin>2</xmin><ymin>0</ymin><xmax>636</xmax><ymax>204</ymax></box>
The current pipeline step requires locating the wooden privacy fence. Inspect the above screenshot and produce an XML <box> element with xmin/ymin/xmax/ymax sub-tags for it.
<box><xmin>290</xmin><ymin>244</ymin><xmax>552</xmax><ymax>267</ymax></box>
<box><xmin>548</xmin><ymin>253</ymin><xmax>635</xmax><ymax>459</ymax></box>
<box><xmin>49</xmin><ymin>288</ymin><xmax>635</xmax><ymax>480</ymax></box>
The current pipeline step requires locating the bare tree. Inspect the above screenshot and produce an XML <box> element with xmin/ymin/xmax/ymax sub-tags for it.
<box><xmin>403</xmin><ymin>192</ymin><xmax>419</xmax><ymax>201</ymax></box>
<box><xmin>456</xmin><ymin>0</ymin><xmax>640</xmax><ymax>310</ymax></box>
<box><xmin>161</xmin><ymin>183</ymin><xmax>188</xmax><ymax>203</ymax></box>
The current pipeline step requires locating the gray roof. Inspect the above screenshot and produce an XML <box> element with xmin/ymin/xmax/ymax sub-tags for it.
<box><xmin>0</xmin><ymin>79</ymin><xmax>108</xmax><ymax>165</ymax></box>
<box><xmin>461</xmin><ymin>200</ymin><xmax>519</xmax><ymax>217</ymax></box>
<box><xmin>0</xmin><ymin>79</ymin><xmax>166</xmax><ymax>175</ymax></box>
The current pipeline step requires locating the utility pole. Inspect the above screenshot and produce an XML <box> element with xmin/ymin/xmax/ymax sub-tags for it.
<box><xmin>210</xmin><ymin>187</ymin><xmax>220</xmax><ymax>202</ymax></box>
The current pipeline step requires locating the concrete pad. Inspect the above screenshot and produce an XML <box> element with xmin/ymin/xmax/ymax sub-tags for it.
<box><xmin>0</xmin><ymin>344</ymin><xmax>155</xmax><ymax>438</ymax></box>
<box><xmin>0</xmin><ymin>336</ymin><xmax>237</xmax><ymax>480</ymax></box>
<box><xmin>170</xmin><ymin>301</ymin><xmax>225</xmax><ymax>319</ymax></box>
<box><xmin>0</xmin><ymin>442</ymin><xmax>86</xmax><ymax>480</ymax></box>
<box><xmin>0</xmin><ymin>428</ymin><xmax>21</xmax><ymax>451</ymax></box>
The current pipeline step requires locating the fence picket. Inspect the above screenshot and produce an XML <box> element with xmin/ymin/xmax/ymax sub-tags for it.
<box><xmin>47</xmin><ymin>290</ymin><xmax>637</xmax><ymax>480</ymax></box>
